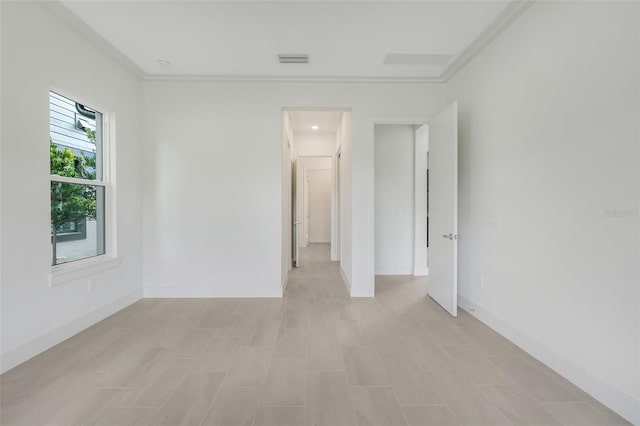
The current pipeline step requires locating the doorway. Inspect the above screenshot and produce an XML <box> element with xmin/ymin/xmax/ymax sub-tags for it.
<box><xmin>305</xmin><ymin>165</ymin><xmax>332</xmax><ymax>245</ymax></box>
<box><xmin>282</xmin><ymin>109</ymin><xmax>348</xmax><ymax>278</ymax></box>
<box><xmin>373</xmin><ymin>103</ymin><xmax>459</xmax><ymax>316</ymax></box>
<box><xmin>373</xmin><ymin>123</ymin><xmax>429</xmax><ymax>276</ymax></box>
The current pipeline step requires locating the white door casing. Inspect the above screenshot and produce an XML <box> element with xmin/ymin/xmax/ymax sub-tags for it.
<box><xmin>414</xmin><ymin>124</ymin><xmax>429</xmax><ymax>276</ymax></box>
<box><xmin>304</xmin><ymin>170</ymin><xmax>309</xmax><ymax>246</ymax></box>
<box><xmin>333</xmin><ymin>150</ymin><xmax>341</xmax><ymax>261</ymax></box>
<box><xmin>292</xmin><ymin>159</ymin><xmax>300</xmax><ymax>267</ymax></box>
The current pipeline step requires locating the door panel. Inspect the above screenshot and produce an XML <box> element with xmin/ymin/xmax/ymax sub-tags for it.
<box><xmin>308</xmin><ymin>169</ymin><xmax>332</xmax><ymax>243</ymax></box>
<box><xmin>427</xmin><ymin>102</ymin><xmax>458</xmax><ymax>317</ymax></box>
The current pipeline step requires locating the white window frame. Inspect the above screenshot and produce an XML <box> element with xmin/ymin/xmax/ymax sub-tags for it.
<box><xmin>49</xmin><ymin>87</ymin><xmax>120</xmax><ymax>287</ymax></box>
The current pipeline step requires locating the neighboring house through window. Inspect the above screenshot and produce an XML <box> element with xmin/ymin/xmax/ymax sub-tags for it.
<box><xmin>49</xmin><ymin>91</ymin><xmax>109</xmax><ymax>265</ymax></box>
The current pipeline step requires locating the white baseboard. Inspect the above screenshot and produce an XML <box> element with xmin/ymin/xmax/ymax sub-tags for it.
<box><xmin>458</xmin><ymin>295</ymin><xmax>639</xmax><ymax>425</ymax></box>
<box><xmin>0</xmin><ymin>289</ymin><xmax>142</xmax><ymax>374</ymax></box>
<box><xmin>143</xmin><ymin>286</ymin><xmax>282</xmax><ymax>298</ymax></box>
<box><xmin>375</xmin><ymin>266</ymin><xmax>414</xmax><ymax>275</ymax></box>
<box><xmin>413</xmin><ymin>267</ymin><xmax>429</xmax><ymax>276</ymax></box>
<box><xmin>340</xmin><ymin>266</ymin><xmax>351</xmax><ymax>293</ymax></box>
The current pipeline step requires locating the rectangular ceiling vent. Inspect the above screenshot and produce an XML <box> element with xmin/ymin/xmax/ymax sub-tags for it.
<box><xmin>383</xmin><ymin>53</ymin><xmax>453</xmax><ymax>66</ymax></box>
<box><xmin>278</xmin><ymin>54</ymin><xmax>309</xmax><ymax>64</ymax></box>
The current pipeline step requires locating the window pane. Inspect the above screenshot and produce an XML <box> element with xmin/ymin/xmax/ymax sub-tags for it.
<box><xmin>49</xmin><ymin>91</ymin><xmax>103</xmax><ymax>180</ymax></box>
<box><xmin>51</xmin><ymin>182</ymin><xmax>105</xmax><ymax>265</ymax></box>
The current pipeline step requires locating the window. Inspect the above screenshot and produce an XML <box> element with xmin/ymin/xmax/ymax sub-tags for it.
<box><xmin>50</xmin><ymin>91</ymin><xmax>108</xmax><ymax>266</ymax></box>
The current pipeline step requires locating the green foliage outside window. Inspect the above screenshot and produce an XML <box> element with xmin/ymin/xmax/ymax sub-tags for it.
<box><xmin>50</xmin><ymin>130</ymin><xmax>97</xmax><ymax>265</ymax></box>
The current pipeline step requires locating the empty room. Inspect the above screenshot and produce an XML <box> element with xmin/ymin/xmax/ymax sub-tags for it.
<box><xmin>0</xmin><ymin>1</ymin><xmax>638</xmax><ymax>426</ymax></box>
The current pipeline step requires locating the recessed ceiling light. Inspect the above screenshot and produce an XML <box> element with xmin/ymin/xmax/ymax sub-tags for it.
<box><xmin>311</xmin><ymin>125</ymin><xmax>319</xmax><ymax>130</ymax></box>
<box><xmin>158</xmin><ymin>59</ymin><xmax>171</xmax><ymax>67</ymax></box>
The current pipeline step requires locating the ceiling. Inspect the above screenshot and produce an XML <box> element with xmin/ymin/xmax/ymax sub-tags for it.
<box><xmin>56</xmin><ymin>1</ymin><xmax>529</xmax><ymax>82</ymax></box>
<box><xmin>288</xmin><ymin>110</ymin><xmax>343</xmax><ymax>134</ymax></box>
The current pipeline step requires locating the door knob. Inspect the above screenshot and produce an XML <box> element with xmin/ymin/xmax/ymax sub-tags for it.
<box><xmin>442</xmin><ymin>234</ymin><xmax>460</xmax><ymax>240</ymax></box>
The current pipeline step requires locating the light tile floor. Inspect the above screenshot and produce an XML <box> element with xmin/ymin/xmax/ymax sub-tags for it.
<box><xmin>0</xmin><ymin>244</ymin><xmax>630</xmax><ymax>425</ymax></box>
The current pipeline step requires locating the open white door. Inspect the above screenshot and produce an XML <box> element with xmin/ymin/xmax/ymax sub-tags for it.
<box><xmin>427</xmin><ymin>102</ymin><xmax>458</xmax><ymax>317</ymax></box>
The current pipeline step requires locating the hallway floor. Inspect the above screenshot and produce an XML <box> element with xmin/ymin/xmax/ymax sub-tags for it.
<box><xmin>0</xmin><ymin>244</ymin><xmax>629</xmax><ymax>425</ymax></box>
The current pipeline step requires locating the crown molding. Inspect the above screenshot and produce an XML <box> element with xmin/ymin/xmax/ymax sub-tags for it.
<box><xmin>37</xmin><ymin>1</ymin><xmax>146</xmax><ymax>79</ymax></box>
<box><xmin>40</xmin><ymin>0</ymin><xmax>534</xmax><ymax>85</ymax></box>
<box><xmin>142</xmin><ymin>74</ymin><xmax>445</xmax><ymax>84</ymax></box>
<box><xmin>439</xmin><ymin>0</ymin><xmax>536</xmax><ymax>82</ymax></box>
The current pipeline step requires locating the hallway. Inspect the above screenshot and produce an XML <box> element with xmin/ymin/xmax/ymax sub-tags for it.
<box><xmin>0</xmin><ymin>245</ymin><xmax>628</xmax><ymax>425</ymax></box>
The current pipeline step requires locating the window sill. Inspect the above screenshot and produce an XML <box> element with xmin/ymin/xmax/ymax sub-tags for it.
<box><xmin>49</xmin><ymin>256</ymin><xmax>122</xmax><ymax>287</ymax></box>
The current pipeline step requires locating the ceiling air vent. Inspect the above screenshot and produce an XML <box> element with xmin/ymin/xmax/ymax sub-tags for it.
<box><xmin>383</xmin><ymin>53</ymin><xmax>453</xmax><ymax>66</ymax></box>
<box><xmin>278</xmin><ymin>54</ymin><xmax>309</xmax><ymax>64</ymax></box>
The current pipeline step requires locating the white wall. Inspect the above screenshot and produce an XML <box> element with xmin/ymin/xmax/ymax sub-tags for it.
<box><xmin>142</xmin><ymin>82</ymin><xmax>447</xmax><ymax>297</ymax></box>
<box><xmin>447</xmin><ymin>1</ymin><xmax>639</xmax><ymax>422</ymax></box>
<box><xmin>336</xmin><ymin>113</ymin><xmax>352</xmax><ymax>272</ymax></box>
<box><xmin>0</xmin><ymin>2</ymin><xmax>143</xmax><ymax>372</ymax></box>
<box><xmin>374</xmin><ymin>125</ymin><xmax>415</xmax><ymax>275</ymax></box>
<box><xmin>295</xmin><ymin>133</ymin><xmax>337</xmax><ymax>157</ymax></box>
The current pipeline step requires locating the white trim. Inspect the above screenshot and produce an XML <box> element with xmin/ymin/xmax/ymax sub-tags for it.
<box><xmin>440</xmin><ymin>0</ymin><xmax>535</xmax><ymax>81</ymax></box>
<box><xmin>414</xmin><ymin>124</ymin><xmax>429</xmax><ymax>277</ymax></box>
<box><xmin>49</xmin><ymin>256</ymin><xmax>122</xmax><ymax>287</ymax></box>
<box><xmin>333</xmin><ymin>147</ymin><xmax>342</xmax><ymax>262</ymax></box>
<box><xmin>144</xmin><ymin>74</ymin><xmax>445</xmax><ymax>84</ymax></box>
<box><xmin>331</xmin><ymin>154</ymin><xmax>338</xmax><ymax>261</ymax></box>
<box><xmin>144</xmin><ymin>286</ymin><xmax>283</xmax><ymax>298</ymax></box>
<box><xmin>340</xmin><ymin>265</ymin><xmax>351</xmax><ymax>293</ymax></box>
<box><xmin>39</xmin><ymin>1</ymin><xmax>530</xmax><ymax>85</ymax></box>
<box><xmin>0</xmin><ymin>289</ymin><xmax>142</xmax><ymax>374</ymax></box>
<box><xmin>373</xmin><ymin>116</ymin><xmax>430</xmax><ymax>126</ymax></box>
<box><xmin>143</xmin><ymin>0</ymin><xmax>531</xmax><ymax>85</ymax></box>
<box><xmin>49</xmin><ymin>175</ymin><xmax>107</xmax><ymax>186</ymax></box>
<box><xmin>282</xmin><ymin>107</ymin><xmax>352</xmax><ymax>113</ymax></box>
<box><xmin>458</xmin><ymin>295</ymin><xmax>640</xmax><ymax>425</ymax></box>
<box><xmin>104</xmin><ymin>113</ymin><xmax>117</xmax><ymax>260</ymax></box>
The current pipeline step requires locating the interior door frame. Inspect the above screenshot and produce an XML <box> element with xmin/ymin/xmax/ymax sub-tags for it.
<box><xmin>296</xmin><ymin>156</ymin><xmax>334</xmax><ymax>253</ymax></box>
<box><xmin>332</xmin><ymin>148</ymin><xmax>341</xmax><ymax>261</ymax></box>
<box><xmin>303</xmin><ymin>168</ymin><xmax>309</xmax><ymax>246</ymax></box>
<box><xmin>414</xmin><ymin>124</ymin><xmax>429</xmax><ymax>276</ymax></box>
<box><xmin>292</xmin><ymin>158</ymin><xmax>299</xmax><ymax>267</ymax></box>
<box><xmin>281</xmin><ymin>107</ymin><xmax>350</xmax><ymax>282</ymax></box>
<box><xmin>307</xmin><ymin>168</ymin><xmax>333</xmax><ymax>244</ymax></box>
<box><xmin>372</xmin><ymin>116</ymin><xmax>431</xmax><ymax>283</ymax></box>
